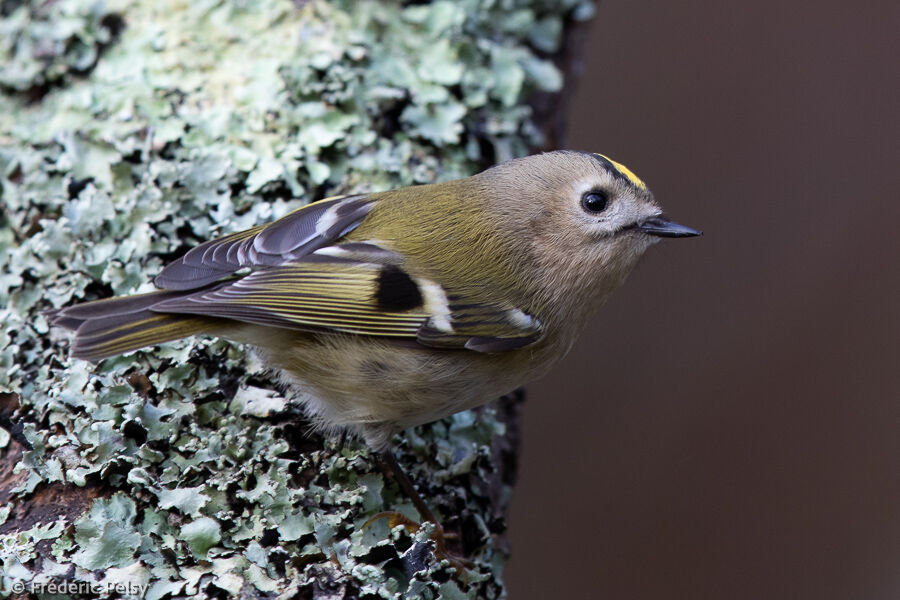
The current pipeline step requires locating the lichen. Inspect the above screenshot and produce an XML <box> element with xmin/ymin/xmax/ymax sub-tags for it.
<box><xmin>0</xmin><ymin>0</ymin><xmax>592</xmax><ymax>597</ymax></box>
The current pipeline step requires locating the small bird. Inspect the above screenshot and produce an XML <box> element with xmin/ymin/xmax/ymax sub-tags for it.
<box><xmin>47</xmin><ymin>150</ymin><xmax>699</xmax><ymax>554</ymax></box>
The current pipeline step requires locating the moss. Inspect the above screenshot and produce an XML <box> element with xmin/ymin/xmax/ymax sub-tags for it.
<box><xmin>0</xmin><ymin>0</ymin><xmax>592</xmax><ymax>597</ymax></box>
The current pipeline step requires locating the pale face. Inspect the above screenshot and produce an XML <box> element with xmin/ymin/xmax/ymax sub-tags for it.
<box><xmin>560</xmin><ymin>157</ymin><xmax>663</xmax><ymax>243</ymax></box>
<box><xmin>482</xmin><ymin>150</ymin><xmax>663</xmax><ymax>243</ymax></box>
<box><xmin>477</xmin><ymin>149</ymin><xmax>700</xmax><ymax>310</ymax></box>
<box><xmin>518</xmin><ymin>151</ymin><xmax>665</xmax><ymax>259</ymax></box>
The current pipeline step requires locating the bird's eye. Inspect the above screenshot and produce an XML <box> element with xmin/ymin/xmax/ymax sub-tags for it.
<box><xmin>581</xmin><ymin>190</ymin><xmax>609</xmax><ymax>213</ymax></box>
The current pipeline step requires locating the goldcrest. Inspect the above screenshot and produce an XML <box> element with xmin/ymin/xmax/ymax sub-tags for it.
<box><xmin>47</xmin><ymin>150</ymin><xmax>700</xmax><ymax>450</ymax></box>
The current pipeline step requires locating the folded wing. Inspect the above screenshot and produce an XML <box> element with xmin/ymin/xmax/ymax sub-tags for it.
<box><xmin>151</xmin><ymin>242</ymin><xmax>544</xmax><ymax>352</ymax></box>
<box><xmin>51</xmin><ymin>193</ymin><xmax>543</xmax><ymax>358</ymax></box>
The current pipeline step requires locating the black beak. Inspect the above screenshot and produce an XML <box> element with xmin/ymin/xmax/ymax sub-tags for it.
<box><xmin>634</xmin><ymin>216</ymin><xmax>702</xmax><ymax>238</ymax></box>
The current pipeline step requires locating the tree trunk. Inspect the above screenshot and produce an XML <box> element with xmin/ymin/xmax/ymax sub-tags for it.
<box><xmin>0</xmin><ymin>1</ymin><xmax>593</xmax><ymax>597</ymax></box>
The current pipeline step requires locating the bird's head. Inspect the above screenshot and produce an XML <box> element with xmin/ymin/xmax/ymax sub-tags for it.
<box><xmin>477</xmin><ymin>150</ymin><xmax>701</xmax><ymax>316</ymax></box>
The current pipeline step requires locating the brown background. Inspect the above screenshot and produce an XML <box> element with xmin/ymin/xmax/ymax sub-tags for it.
<box><xmin>506</xmin><ymin>1</ymin><xmax>900</xmax><ymax>598</ymax></box>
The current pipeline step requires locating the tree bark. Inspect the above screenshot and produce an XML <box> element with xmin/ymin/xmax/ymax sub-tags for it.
<box><xmin>0</xmin><ymin>1</ymin><xmax>592</xmax><ymax>597</ymax></box>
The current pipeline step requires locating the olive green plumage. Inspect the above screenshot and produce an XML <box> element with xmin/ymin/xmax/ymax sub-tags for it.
<box><xmin>47</xmin><ymin>150</ymin><xmax>699</xmax><ymax>449</ymax></box>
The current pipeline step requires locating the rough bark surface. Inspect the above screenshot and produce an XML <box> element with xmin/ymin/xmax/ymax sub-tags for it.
<box><xmin>0</xmin><ymin>1</ymin><xmax>592</xmax><ymax>597</ymax></box>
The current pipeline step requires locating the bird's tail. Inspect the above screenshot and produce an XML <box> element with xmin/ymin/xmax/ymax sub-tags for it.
<box><xmin>45</xmin><ymin>290</ymin><xmax>226</xmax><ymax>361</ymax></box>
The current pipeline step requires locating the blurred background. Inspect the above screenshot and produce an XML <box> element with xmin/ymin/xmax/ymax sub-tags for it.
<box><xmin>506</xmin><ymin>1</ymin><xmax>900</xmax><ymax>598</ymax></box>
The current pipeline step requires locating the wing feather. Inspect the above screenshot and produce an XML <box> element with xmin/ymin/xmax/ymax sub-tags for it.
<box><xmin>56</xmin><ymin>188</ymin><xmax>544</xmax><ymax>356</ymax></box>
<box><xmin>154</xmin><ymin>194</ymin><xmax>371</xmax><ymax>290</ymax></box>
<box><xmin>149</xmin><ymin>191</ymin><xmax>544</xmax><ymax>352</ymax></box>
<box><xmin>152</xmin><ymin>261</ymin><xmax>428</xmax><ymax>337</ymax></box>
<box><xmin>150</xmin><ymin>247</ymin><xmax>544</xmax><ymax>352</ymax></box>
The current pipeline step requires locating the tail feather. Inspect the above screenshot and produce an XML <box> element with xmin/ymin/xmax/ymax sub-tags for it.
<box><xmin>45</xmin><ymin>290</ymin><xmax>225</xmax><ymax>361</ymax></box>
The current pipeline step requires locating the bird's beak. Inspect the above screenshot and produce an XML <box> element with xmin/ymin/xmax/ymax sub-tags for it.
<box><xmin>634</xmin><ymin>216</ymin><xmax>702</xmax><ymax>238</ymax></box>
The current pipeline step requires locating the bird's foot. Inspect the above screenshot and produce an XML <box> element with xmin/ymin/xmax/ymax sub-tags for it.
<box><xmin>364</xmin><ymin>511</ymin><xmax>472</xmax><ymax>576</ymax></box>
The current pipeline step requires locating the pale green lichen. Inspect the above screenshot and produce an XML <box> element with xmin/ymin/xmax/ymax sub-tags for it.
<box><xmin>0</xmin><ymin>0</ymin><xmax>592</xmax><ymax>597</ymax></box>
<box><xmin>0</xmin><ymin>0</ymin><xmax>122</xmax><ymax>94</ymax></box>
<box><xmin>71</xmin><ymin>494</ymin><xmax>142</xmax><ymax>570</ymax></box>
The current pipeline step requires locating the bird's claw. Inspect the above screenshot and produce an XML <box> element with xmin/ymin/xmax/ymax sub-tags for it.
<box><xmin>363</xmin><ymin>511</ymin><xmax>472</xmax><ymax>577</ymax></box>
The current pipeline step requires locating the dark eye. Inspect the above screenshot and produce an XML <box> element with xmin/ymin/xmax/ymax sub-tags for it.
<box><xmin>581</xmin><ymin>190</ymin><xmax>609</xmax><ymax>213</ymax></box>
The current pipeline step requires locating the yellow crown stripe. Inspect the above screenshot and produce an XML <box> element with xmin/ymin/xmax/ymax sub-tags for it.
<box><xmin>594</xmin><ymin>153</ymin><xmax>647</xmax><ymax>190</ymax></box>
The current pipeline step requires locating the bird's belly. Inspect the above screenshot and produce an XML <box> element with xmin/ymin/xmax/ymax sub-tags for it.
<box><xmin>239</xmin><ymin>328</ymin><xmax>552</xmax><ymax>448</ymax></box>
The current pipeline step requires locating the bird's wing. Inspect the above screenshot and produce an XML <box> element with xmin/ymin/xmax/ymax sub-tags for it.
<box><xmin>150</xmin><ymin>242</ymin><xmax>543</xmax><ymax>352</ymax></box>
<box><xmin>153</xmin><ymin>194</ymin><xmax>373</xmax><ymax>290</ymax></box>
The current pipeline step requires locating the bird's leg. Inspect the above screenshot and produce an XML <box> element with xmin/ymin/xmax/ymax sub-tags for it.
<box><xmin>334</xmin><ymin>428</ymin><xmax>350</xmax><ymax>452</ymax></box>
<box><xmin>366</xmin><ymin>449</ymin><xmax>471</xmax><ymax>574</ymax></box>
<box><xmin>376</xmin><ymin>449</ymin><xmax>442</xmax><ymax>526</ymax></box>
